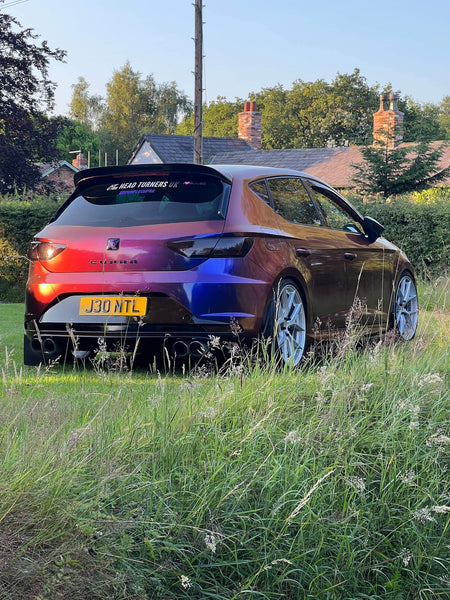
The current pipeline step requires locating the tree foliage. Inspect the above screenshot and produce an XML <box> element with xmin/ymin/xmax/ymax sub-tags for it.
<box><xmin>0</xmin><ymin>4</ymin><xmax>66</xmax><ymax>193</ymax></box>
<box><xmin>69</xmin><ymin>77</ymin><xmax>104</xmax><ymax>131</ymax></box>
<box><xmin>399</xmin><ymin>96</ymin><xmax>448</xmax><ymax>142</ymax></box>
<box><xmin>176</xmin><ymin>96</ymin><xmax>242</xmax><ymax>137</ymax></box>
<box><xmin>254</xmin><ymin>70</ymin><xmax>380</xmax><ymax>148</ymax></box>
<box><xmin>351</xmin><ymin>138</ymin><xmax>449</xmax><ymax>197</ymax></box>
<box><xmin>69</xmin><ymin>62</ymin><xmax>193</xmax><ymax>163</ymax></box>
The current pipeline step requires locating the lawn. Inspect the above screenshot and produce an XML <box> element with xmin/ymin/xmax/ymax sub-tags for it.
<box><xmin>0</xmin><ymin>281</ymin><xmax>448</xmax><ymax>599</ymax></box>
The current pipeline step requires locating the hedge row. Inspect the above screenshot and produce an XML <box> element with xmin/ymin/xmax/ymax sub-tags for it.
<box><xmin>350</xmin><ymin>197</ymin><xmax>449</xmax><ymax>278</ymax></box>
<box><xmin>1</xmin><ymin>193</ymin><xmax>448</xmax><ymax>302</ymax></box>
<box><xmin>0</xmin><ymin>197</ymin><xmax>61</xmax><ymax>301</ymax></box>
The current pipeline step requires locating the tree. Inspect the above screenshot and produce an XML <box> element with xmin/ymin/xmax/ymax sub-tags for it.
<box><xmin>96</xmin><ymin>62</ymin><xmax>193</xmax><ymax>162</ymax></box>
<box><xmin>439</xmin><ymin>96</ymin><xmax>450</xmax><ymax>140</ymax></box>
<box><xmin>176</xmin><ymin>96</ymin><xmax>242</xmax><ymax>137</ymax></box>
<box><xmin>69</xmin><ymin>77</ymin><xmax>104</xmax><ymax>131</ymax></box>
<box><xmin>0</xmin><ymin>3</ymin><xmax>66</xmax><ymax>193</ymax></box>
<box><xmin>399</xmin><ymin>96</ymin><xmax>447</xmax><ymax>142</ymax></box>
<box><xmin>351</xmin><ymin>137</ymin><xmax>449</xmax><ymax>197</ymax></box>
<box><xmin>177</xmin><ymin>69</ymin><xmax>381</xmax><ymax>149</ymax></box>
<box><xmin>52</xmin><ymin>116</ymin><xmax>102</xmax><ymax>164</ymax></box>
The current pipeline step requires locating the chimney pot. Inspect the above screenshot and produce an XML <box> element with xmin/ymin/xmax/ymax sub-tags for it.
<box><xmin>238</xmin><ymin>101</ymin><xmax>262</xmax><ymax>150</ymax></box>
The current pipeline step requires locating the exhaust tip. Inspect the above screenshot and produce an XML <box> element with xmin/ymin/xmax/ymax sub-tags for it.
<box><xmin>189</xmin><ymin>340</ymin><xmax>208</xmax><ymax>358</ymax></box>
<box><xmin>172</xmin><ymin>340</ymin><xmax>189</xmax><ymax>358</ymax></box>
<box><xmin>42</xmin><ymin>338</ymin><xmax>57</xmax><ymax>354</ymax></box>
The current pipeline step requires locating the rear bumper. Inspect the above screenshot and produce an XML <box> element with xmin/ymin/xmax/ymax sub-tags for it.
<box><xmin>25</xmin><ymin>261</ymin><xmax>272</xmax><ymax>343</ymax></box>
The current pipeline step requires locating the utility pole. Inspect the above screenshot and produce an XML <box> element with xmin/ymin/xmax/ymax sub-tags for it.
<box><xmin>193</xmin><ymin>0</ymin><xmax>203</xmax><ymax>164</ymax></box>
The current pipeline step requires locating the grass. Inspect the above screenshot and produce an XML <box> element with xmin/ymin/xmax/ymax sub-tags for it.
<box><xmin>0</xmin><ymin>280</ymin><xmax>449</xmax><ymax>599</ymax></box>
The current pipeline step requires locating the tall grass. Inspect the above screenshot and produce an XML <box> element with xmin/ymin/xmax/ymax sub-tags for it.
<box><xmin>0</xmin><ymin>282</ymin><xmax>448</xmax><ymax>599</ymax></box>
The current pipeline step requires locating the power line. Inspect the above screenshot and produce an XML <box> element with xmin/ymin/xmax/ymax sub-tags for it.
<box><xmin>0</xmin><ymin>0</ymin><xmax>30</xmax><ymax>11</ymax></box>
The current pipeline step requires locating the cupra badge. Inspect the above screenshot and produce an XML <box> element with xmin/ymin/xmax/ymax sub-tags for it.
<box><xmin>106</xmin><ymin>238</ymin><xmax>120</xmax><ymax>251</ymax></box>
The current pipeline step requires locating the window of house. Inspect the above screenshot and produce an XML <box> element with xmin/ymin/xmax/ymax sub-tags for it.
<box><xmin>267</xmin><ymin>178</ymin><xmax>322</xmax><ymax>226</ymax></box>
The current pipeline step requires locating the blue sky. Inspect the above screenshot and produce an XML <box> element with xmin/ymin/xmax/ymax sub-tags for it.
<box><xmin>5</xmin><ymin>0</ymin><xmax>450</xmax><ymax>115</ymax></box>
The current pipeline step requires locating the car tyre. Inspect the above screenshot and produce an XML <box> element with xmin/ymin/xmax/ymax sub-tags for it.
<box><xmin>392</xmin><ymin>272</ymin><xmax>419</xmax><ymax>341</ymax></box>
<box><xmin>262</xmin><ymin>279</ymin><xmax>307</xmax><ymax>366</ymax></box>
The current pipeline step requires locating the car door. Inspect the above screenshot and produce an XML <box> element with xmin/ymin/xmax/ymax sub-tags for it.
<box><xmin>305</xmin><ymin>180</ymin><xmax>395</xmax><ymax>330</ymax></box>
<box><xmin>266</xmin><ymin>177</ymin><xmax>352</xmax><ymax>329</ymax></box>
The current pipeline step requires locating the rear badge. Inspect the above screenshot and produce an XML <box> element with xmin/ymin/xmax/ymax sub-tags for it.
<box><xmin>106</xmin><ymin>238</ymin><xmax>120</xmax><ymax>251</ymax></box>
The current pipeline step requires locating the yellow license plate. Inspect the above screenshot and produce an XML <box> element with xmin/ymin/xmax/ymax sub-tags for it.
<box><xmin>79</xmin><ymin>296</ymin><xmax>147</xmax><ymax>316</ymax></box>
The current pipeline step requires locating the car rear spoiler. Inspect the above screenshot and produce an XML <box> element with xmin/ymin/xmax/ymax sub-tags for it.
<box><xmin>74</xmin><ymin>163</ymin><xmax>232</xmax><ymax>187</ymax></box>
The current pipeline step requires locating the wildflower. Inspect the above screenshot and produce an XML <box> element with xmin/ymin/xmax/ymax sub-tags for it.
<box><xmin>180</xmin><ymin>575</ymin><xmax>192</xmax><ymax>590</ymax></box>
<box><xmin>432</xmin><ymin>505</ymin><xmax>450</xmax><ymax>514</ymax></box>
<box><xmin>284</xmin><ymin>430</ymin><xmax>301</xmax><ymax>444</ymax></box>
<box><xmin>399</xmin><ymin>548</ymin><xmax>412</xmax><ymax>566</ymax></box>
<box><xmin>426</xmin><ymin>433</ymin><xmax>450</xmax><ymax>447</ymax></box>
<box><xmin>417</xmin><ymin>373</ymin><xmax>444</xmax><ymax>388</ymax></box>
<box><xmin>412</xmin><ymin>507</ymin><xmax>436</xmax><ymax>523</ymax></box>
<box><xmin>398</xmin><ymin>470</ymin><xmax>417</xmax><ymax>485</ymax></box>
<box><xmin>204</xmin><ymin>533</ymin><xmax>217</xmax><ymax>553</ymax></box>
<box><xmin>208</xmin><ymin>335</ymin><xmax>221</xmax><ymax>349</ymax></box>
<box><xmin>345</xmin><ymin>476</ymin><xmax>366</xmax><ymax>493</ymax></box>
<box><xmin>264</xmin><ymin>558</ymin><xmax>294</xmax><ymax>571</ymax></box>
<box><xmin>360</xmin><ymin>383</ymin><xmax>374</xmax><ymax>393</ymax></box>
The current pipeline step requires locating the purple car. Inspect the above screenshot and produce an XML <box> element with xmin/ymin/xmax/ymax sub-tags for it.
<box><xmin>24</xmin><ymin>163</ymin><xmax>418</xmax><ymax>366</ymax></box>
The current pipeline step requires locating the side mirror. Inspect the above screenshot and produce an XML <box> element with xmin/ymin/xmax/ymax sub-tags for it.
<box><xmin>362</xmin><ymin>216</ymin><xmax>384</xmax><ymax>243</ymax></box>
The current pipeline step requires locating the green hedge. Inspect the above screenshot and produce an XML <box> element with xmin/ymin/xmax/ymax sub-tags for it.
<box><xmin>0</xmin><ymin>197</ymin><xmax>61</xmax><ymax>301</ymax></box>
<box><xmin>349</xmin><ymin>196</ymin><xmax>449</xmax><ymax>277</ymax></box>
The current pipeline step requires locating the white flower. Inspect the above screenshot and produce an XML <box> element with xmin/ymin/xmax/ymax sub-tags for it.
<box><xmin>412</xmin><ymin>507</ymin><xmax>436</xmax><ymax>523</ymax></box>
<box><xmin>418</xmin><ymin>373</ymin><xmax>444</xmax><ymax>388</ymax></box>
<box><xmin>180</xmin><ymin>575</ymin><xmax>192</xmax><ymax>590</ymax></box>
<box><xmin>432</xmin><ymin>505</ymin><xmax>450</xmax><ymax>514</ymax></box>
<box><xmin>345</xmin><ymin>476</ymin><xmax>366</xmax><ymax>493</ymax></box>
<box><xmin>361</xmin><ymin>383</ymin><xmax>374</xmax><ymax>393</ymax></box>
<box><xmin>204</xmin><ymin>533</ymin><xmax>217</xmax><ymax>553</ymax></box>
<box><xmin>426</xmin><ymin>433</ymin><xmax>450</xmax><ymax>447</ymax></box>
<box><xmin>398</xmin><ymin>470</ymin><xmax>417</xmax><ymax>485</ymax></box>
<box><xmin>399</xmin><ymin>548</ymin><xmax>412</xmax><ymax>566</ymax></box>
<box><xmin>284</xmin><ymin>430</ymin><xmax>301</xmax><ymax>444</ymax></box>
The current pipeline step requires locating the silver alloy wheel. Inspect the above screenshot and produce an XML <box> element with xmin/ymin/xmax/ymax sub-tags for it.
<box><xmin>274</xmin><ymin>282</ymin><xmax>306</xmax><ymax>365</ymax></box>
<box><xmin>394</xmin><ymin>273</ymin><xmax>419</xmax><ymax>341</ymax></box>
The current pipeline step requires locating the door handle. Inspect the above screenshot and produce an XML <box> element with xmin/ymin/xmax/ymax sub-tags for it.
<box><xmin>344</xmin><ymin>252</ymin><xmax>356</xmax><ymax>261</ymax></box>
<box><xmin>296</xmin><ymin>248</ymin><xmax>311</xmax><ymax>257</ymax></box>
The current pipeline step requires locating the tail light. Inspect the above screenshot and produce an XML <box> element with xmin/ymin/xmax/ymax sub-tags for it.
<box><xmin>167</xmin><ymin>235</ymin><xmax>254</xmax><ymax>258</ymax></box>
<box><xmin>28</xmin><ymin>240</ymin><xmax>67</xmax><ymax>261</ymax></box>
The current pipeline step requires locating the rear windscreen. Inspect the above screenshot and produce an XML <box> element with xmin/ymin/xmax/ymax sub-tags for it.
<box><xmin>54</xmin><ymin>174</ymin><xmax>231</xmax><ymax>227</ymax></box>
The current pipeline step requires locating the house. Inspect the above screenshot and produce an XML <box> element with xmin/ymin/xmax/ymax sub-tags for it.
<box><xmin>129</xmin><ymin>96</ymin><xmax>450</xmax><ymax>189</ymax></box>
<box><xmin>38</xmin><ymin>160</ymin><xmax>79</xmax><ymax>193</ymax></box>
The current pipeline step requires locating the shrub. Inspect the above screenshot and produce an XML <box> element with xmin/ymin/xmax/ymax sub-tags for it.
<box><xmin>410</xmin><ymin>185</ymin><xmax>450</xmax><ymax>204</ymax></box>
<box><xmin>0</xmin><ymin>195</ymin><xmax>62</xmax><ymax>301</ymax></box>
<box><xmin>348</xmin><ymin>190</ymin><xmax>449</xmax><ymax>277</ymax></box>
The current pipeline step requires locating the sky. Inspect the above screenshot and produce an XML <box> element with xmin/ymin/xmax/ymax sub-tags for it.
<box><xmin>3</xmin><ymin>0</ymin><xmax>450</xmax><ymax>116</ymax></box>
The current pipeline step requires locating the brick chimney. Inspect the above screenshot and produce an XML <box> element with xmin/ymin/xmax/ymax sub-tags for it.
<box><xmin>72</xmin><ymin>152</ymin><xmax>88</xmax><ymax>170</ymax></box>
<box><xmin>373</xmin><ymin>93</ymin><xmax>404</xmax><ymax>149</ymax></box>
<box><xmin>238</xmin><ymin>101</ymin><xmax>262</xmax><ymax>149</ymax></box>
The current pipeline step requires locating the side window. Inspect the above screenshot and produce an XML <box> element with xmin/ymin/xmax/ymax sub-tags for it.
<box><xmin>249</xmin><ymin>179</ymin><xmax>270</xmax><ymax>204</ymax></box>
<box><xmin>267</xmin><ymin>178</ymin><xmax>321</xmax><ymax>226</ymax></box>
<box><xmin>310</xmin><ymin>186</ymin><xmax>362</xmax><ymax>233</ymax></box>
